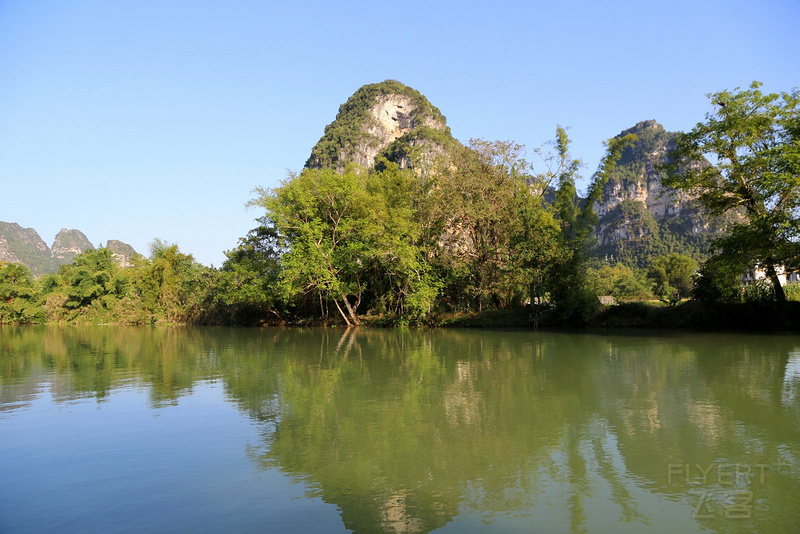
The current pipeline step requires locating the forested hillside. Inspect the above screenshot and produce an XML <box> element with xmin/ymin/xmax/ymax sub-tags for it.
<box><xmin>2</xmin><ymin>81</ymin><xmax>798</xmax><ymax>327</ymax></box>
<box><xmin>592</xmin><ymin>120</ymin><xmax>726</xmax><ymax>267</ymax></box>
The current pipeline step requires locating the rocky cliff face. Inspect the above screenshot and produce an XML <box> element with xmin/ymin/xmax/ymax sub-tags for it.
<box><xmin>306</xmin><ymin>80</ymin><xmax>457</xmax><ymax>171</ymax></box>
<box><xmin>593</xmin><ymin>120</ymin><xmax>721</xmax><ymax>265</ymax></box>
<box><xmin>51</xmin><ymin>229</ymin><xmax>95</xmax><ymax>263</ymax></box>
<box><xmin>0</xmin><ymin>221</ymin><xmax>138</xmax><ymax>275</ymax></box>
<box><xmin>0</xmin><ymin>222</ymin><xmax>55</xmax><ymax>275</ymax></box>
<box><xmin>106</xmin><ymin>239</ymin><xmax>138</xmax><ymax>268</ymax></box>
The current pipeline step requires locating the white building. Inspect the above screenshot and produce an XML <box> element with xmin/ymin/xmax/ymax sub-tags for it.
<box><xmin>741</xmin><ymin>265</ymin><xmax>800</xmax><ymax>286</ymax></box>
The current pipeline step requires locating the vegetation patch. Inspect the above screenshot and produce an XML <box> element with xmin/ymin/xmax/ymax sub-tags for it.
<box><xmin>591</xmin><ymin>300</ymin><xmax>800</xmax><ymax>331</ymax></box>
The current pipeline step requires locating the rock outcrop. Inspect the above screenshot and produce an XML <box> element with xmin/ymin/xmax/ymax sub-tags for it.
<box><xmin>593</xmin><ymin>120</ymin><xmax>722</xmax><ymax>265</ymax></box>
<box><xmin>51</xmin><ymin>229</ymin><xmax>95</xmax><ymax>263</ymax></box>
<box><xmin>106</xmin><ymin>239</ymin><xmax>138</xmax><ymax>268</ymax></box>
<box><xmin>0</xmin><ymin>222</ymin><xmax>55</xmax><ymax>276</ymax></box>
<box><xmin>305</xmin><ymin>80</ymin><xmax>457</xmax><ymax>171</ymax></box>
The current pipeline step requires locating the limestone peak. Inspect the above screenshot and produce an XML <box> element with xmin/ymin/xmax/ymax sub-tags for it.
<box><xmin>305</xmin><ymin>80</ymin><xmax>456</xmax><ymax>170</ymax></box>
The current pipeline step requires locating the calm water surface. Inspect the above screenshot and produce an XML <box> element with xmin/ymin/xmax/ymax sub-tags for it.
<box><xmin>1</xmin><ymin>326</ymin><xmax>799</xmax><ymax>533</ymax></box>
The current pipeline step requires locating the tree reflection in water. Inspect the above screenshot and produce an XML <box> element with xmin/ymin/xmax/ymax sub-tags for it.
<box><xmin>1</xmin><ymin>326</ymin><xmax>798</xmax><ymax>533</ymax></box>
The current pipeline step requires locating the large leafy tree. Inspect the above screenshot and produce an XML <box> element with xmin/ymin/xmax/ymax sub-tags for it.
<box><xmin>421</xmin><ymin>139</ymin><xmax>553</xmax><ymax>311</ymax></box>
<box><xmin>256</xmin><ymin>164</ymin><xmax>436</xmax><ymax>326</ymax></box>
<box><xmin>0</xmin><ymin>262</ymin><xmax>42</xmax><ymax>323</ymax></box>
<box><xmin>133</xmin><ymin>240</ymin><xmax>201</xmax><ymax>323</ymax></box>
<box><xmin>216</xmin><ymin>218</ymin><xmax>283</xmax><ymax>324</ymax></box>
<box><xmin>666</xmin><ymin>82</ymin><xmax>800</xmax><ymax>301</ymax></box>
<box><xmin>545</xmin><ymin>127</ymin><xmax>598</xmax><ymax>321</ymax></box>
<box><xmin>361</xmin><ymin>160</ymin><xmax>440</xmax><ymax>321</ymax></box>
<box><xmin>648</xmin><ymin>253</ymin><xmax>698</xmax><ymax>303</ymax></box>
<box><xmin>60</xmin><ymin>248</ymin><xmax>125</xmax><ymax>310</ymax></box>
<box><xmin>257</xmin><ymin>166</ymin><xmax>375</xmax><ymax>326</ymax></box>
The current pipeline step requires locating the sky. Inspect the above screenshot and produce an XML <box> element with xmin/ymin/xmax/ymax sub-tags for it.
<box><xmin>1</xmin><ymin>0</ymin><xmax>798</xmax><ymax>267</ymax></box>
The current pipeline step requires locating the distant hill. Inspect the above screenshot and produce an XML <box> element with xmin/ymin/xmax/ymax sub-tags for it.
<box><xmin>0</xmin><ymin>222</ymin><xmax>58</xmax><ymax>276</ymax></box>
<box><xmin>106</xmin><ymin>239</ymin><xmax>138</xmax><ymax>268</ymax></box>
<box><xmin>52</xmin><ymin>228</ymin><xmax>95</xmax><ymax>263</ymax></box>
<box><xmin>305</xmin><ymin>80</ymin><xmax>459</xmax><ymax>171</ymax></box>
<box><xmin>0</xmin><ymin>222</ymin><xmax>138</xmax><ymax>276</ymax></box>
<box><xmin>592</xmin><ymin>120</ymin><xmax>727</xmax><ymax>266</ymax></box>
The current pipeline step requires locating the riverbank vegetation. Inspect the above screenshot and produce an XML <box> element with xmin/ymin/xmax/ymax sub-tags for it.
<box><xmin>2</xmin><ymin>83</ymin><xmax>798</xmax><ymax>329</ymax></box>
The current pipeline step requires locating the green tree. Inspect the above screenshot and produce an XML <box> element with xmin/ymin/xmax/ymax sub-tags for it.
<box><xmin>422</xmin><ymin>140</ymin><xmax>548</xmax><ymax>312</ymax></box>
<box><xmin>648</xmin><ymin>253</ymin><xmax>698</xmax><ymax>302</ymax></box>
<box><xmin>60</xmin><ymin>248</ymin><xmax>124</xmax><ymax>310</ymax></box>
<box><xmin>133</xmin><ymin>240</ymin><xmax>201</xmax><ymax>323</ymax></box>
<box><xmin>691</xmin><ymin>253</ymin><xmax>747</xmax><ymax>304</ymax></box>
<box><xmin>251</xmin><ymin>163</ymin><xmax>441</xmax><ymax>326</ymax></box>
<box><xmin>587</xmin><ymin>263</ymin><xmax>652</xmax><ymax>301</ymax></box>
<box><xmin>362</xmin><ymin>160</ymin><xmax>441</xmax><ymax>321</ymax></box>
<box><xmin>666</xmin><ymin>82</ymin><xmax>800</xmax><ymax>302</ymax></box>
<box><xmin>511</xmin><ymin>193</ymin><xmax>563</xmax><ymax>324</ymax></box>
<box><xmin>255</xmin><ymin>166</ymin><xmax>384</xmax><ymax>326</ymax></box>
<box><xmin>545</xmin><ymin>131</ymin><xmax>636</xmax><ymax>322</ymax></box>
<box><xmin>544</xmin><ymin>126</ymin><xmax>598</xmax><ymax>323</ymax></box>
<box><xmin>0</xmin><ymin>262</ymin><xmax>42</xmax><ymax>323</ymax></box>
<box><xmin>217</xmin><ymin>218</ymin><xmax>283</xmax><ymax>324</ymax></box>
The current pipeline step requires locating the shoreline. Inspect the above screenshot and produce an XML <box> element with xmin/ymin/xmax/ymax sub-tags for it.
<box><xmin>4</xmin><ymin>300</ymin><xmax>799</xmax><ymax>333</ymax></box>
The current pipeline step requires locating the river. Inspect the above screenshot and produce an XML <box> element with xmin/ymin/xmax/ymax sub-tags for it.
<box><xmin>1</xmin><ymin>326</ymin><xmax>798</xmax><ymax>532</ymax></box>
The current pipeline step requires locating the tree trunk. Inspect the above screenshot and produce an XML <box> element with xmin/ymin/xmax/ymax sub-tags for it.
<box><xmin>765</xmin><ymin>261</ymin><xmax>787</xmax><ymax>302</ymax></box>
<box><xmin>332</xmin><ymin>299</ymin><xmax>352</xmax><ymax>326</ymax></box>
<box><xmin>530</xmin><ymin>281</ymin><xmax>540</xmax><ymax>331</ymax></box>
<box><xmin>340</xmin><ymin>294</ymin><xmax>360</xmax><ymax>326</ymax></box>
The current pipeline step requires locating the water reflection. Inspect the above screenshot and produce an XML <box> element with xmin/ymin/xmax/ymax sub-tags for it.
<box><xmin>1</xmin><ymin>326</ymin><xmax>799</xmax><ymax>533</ymax></box>
<box><xmin>783</xmin><ymin>351</ymin><xmax>800</xmax><ymax>407</ymax></box>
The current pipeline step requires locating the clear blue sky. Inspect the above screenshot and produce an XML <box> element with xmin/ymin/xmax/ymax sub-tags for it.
<box><xmin>1</xmin><ymin>0</ymin><xmax>798</xmax><ymax>267</ymax></box>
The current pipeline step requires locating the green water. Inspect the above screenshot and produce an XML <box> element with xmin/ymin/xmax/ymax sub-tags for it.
<box><xmin>1</xmin><ymin>327</ymin><xmax>799</xmax><ymax>533</ymax></box>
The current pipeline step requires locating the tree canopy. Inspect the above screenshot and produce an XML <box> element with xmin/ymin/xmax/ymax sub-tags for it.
<box><xmin>666</xmin><ymin>81</ymin><xmax>800</xmax><ymax>301</ymax></box>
